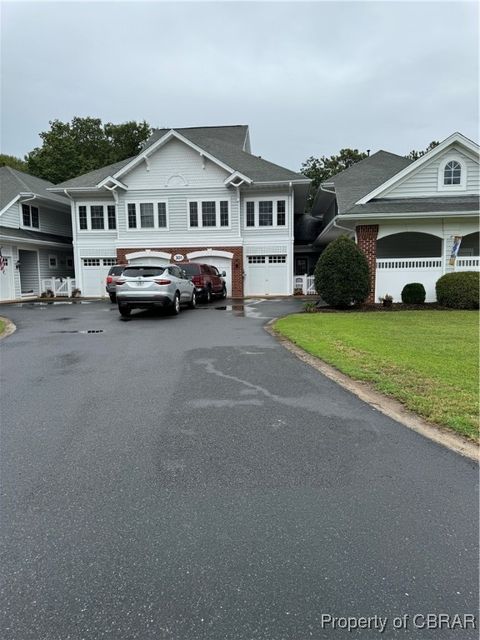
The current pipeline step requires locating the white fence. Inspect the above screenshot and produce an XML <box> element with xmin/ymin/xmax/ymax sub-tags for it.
<box><xmin>456</xmin><ymin>257</ymin><xmax>480</xmax><ymax>271</ymax></box>
<box><xmin>41</xmin><ymin>277</ymin><xmax>77</xmax><ymax>297</ymax></box>
<box><xmin>294</xmin><ymin>274</ymin><xmax>317</xmax><ymax>295</ymax></box>
<box><xmin>376</xmin><ymin>258</ymin><xmax>443</xmax><ymax>303</ymax></box>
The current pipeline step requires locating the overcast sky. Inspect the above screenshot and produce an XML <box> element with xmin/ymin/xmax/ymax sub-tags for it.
<box><xmin>1</xmin><ymin>0</ymin><xmax>478</xmax><ymax>171</ymax></box>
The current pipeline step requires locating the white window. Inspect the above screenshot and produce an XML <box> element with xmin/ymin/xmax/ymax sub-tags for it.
<box><xmin>82</xmin><ymin>258</ymin><xmax>101</xmax><ymax>267</ymax></box>
<box><xmin>268</xmin><ymin>255</ymin><xmax>286</xmax><ymax>263</ymax></box>
<box><xmin>21</xmin><ymin>203</ymin><xmax>40</xmax><ymax>229</ymax></box>
<box><xmin>77</xmin><ymin>204</ymin><xmax>116</xmax><ymax>231</ymax></box>
<box><xmin>126</xmin><ymin>201</ymin><xmax>169</xmax><ymax>229</ymax></box>
<box><xmin>244</xmin><ymin>199</ymin><xmax>287</xmax><ymax>228</ymax></box>
<box><xmin>248</xmin><ymin>255</ymin><xmax>266</xmax><ymax>264</ymax></box>
<box><xmin>438</xmin><ymin>157</ymin><xmax>467</xmax><ymax>191</ymax></box>
<box><xmin>49</xmin><ymin>255</ymin><xmax>58</xmax><ymax>269</ymax></box>
<box><xmin>102</xmin><ymin>258</ymin><xmax>117</xmax><ymax>266</ymax></box>
<box><xmin>187</xmin><ymin>200</ymin><xmax>230</xmax><ymax>229</ymax></box>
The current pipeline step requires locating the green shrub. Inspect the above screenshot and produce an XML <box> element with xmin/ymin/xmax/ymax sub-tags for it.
<box><xmin>314</xmin><ymin>235</ymin><xmax>370</xmax><ymax>308</ymax></box>
<box><xmin>401</xmin><ymin>282</ymin><xmax>426</xmax><ymax>304</ymax></box>
<box><xmin>436</xmin><ymin>271</ymin><xmax>479</xmax><ymax>309</ymax></box>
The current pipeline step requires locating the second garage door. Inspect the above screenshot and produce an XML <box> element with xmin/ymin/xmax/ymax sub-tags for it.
<box><xmin>244</xmin><ymin>255</ymin><xmax>288</xmax><ymax>296</ymax></box>
<box><xmin>188</xmin><ymin>256</ymin><xmax>232</xmax><ymax>297</ymax></box>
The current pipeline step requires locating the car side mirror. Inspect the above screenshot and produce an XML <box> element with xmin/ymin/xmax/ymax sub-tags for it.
<box><xmin>182</xmin><ymin>270</ymin><xmax>187</xmax><ymax>278</ymax></box>
<box><xmin>221</xmin><ymin>271</ymin><xmax>226</xmax><ymax>277</ymax></box>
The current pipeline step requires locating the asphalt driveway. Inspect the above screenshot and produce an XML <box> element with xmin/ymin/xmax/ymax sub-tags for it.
<box><xmin>0</xmin><ymin>299</ymin><xmax>478</xmax><ymax>639</ymax></box>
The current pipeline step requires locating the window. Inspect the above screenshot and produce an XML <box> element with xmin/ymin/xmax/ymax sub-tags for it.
<box><xmin>189</xmin><ymin>202</ymin><xmax>199</xmax><ymax>227</ymax></box>
<box><xmin>102</xmin><ymin>258</ymin><xmax>117</xmax><ymax>266</ymax></box>
<box><xmin>123</xmin><ymin>266</ymin><xmax>166</xmax><ymax>277</ymax></box>
<box><xmin>188</xmin><ymin>200</ymin><xmax>230</xmax><ymax>228</ymax></box>
<box><xmin>128</xmin><ymin>203</ymin><xmax>137</xmax><ymax>229</ymax></box>
<box><xmin>79</xmin><ymin>206</ymin><xmax>88</xmax><ymax>230</ymax></box>
<box><xmin>158</xmin><ymin>202</ymin><xmax>167</xmax><ymax>228</ymax></box>
<box><xmin>90</xmin><ymin>206</ymin><xmax>104</xmax><ymax>230</ymax></box>
<box><xmin>21</xmin><ymin>204</ymin><xmax>40</xmax><ymax>228</ymax></box>
<box><xmin>202</xmin><ymin>201</ymin><xmax>216</xmax><ymax>227</ymax></box>
<box><xmin>246</xmin><ymin>202</ymin><xmax>255</xmax><ymax>227</ymax></box>
<box><xmin>49</xmin><ymin>255</ymin><xmax>58</xmax><ymax>268</ymax></box>
<box><xmin>259</xmin><ymin>201</ymin><xmax>273</xmax><ymax>226</ymax></box>
<box><xmin>82</xmin><ymin>258</ymin><xmax>101</xmax><ymax>267</ymax></box>
<box><xmin>444</xmin><ymin>160</ymin><xmax>461</xmax><ymax>185</ymax></box>
<box><xmin>107</xmin><ymin>205</ymin><xmax>116</xmax><ymax>230</ymax></box>
<box><xmin>268</xmin><ymin>255</ymin><xmax>286</xmax><ymax>263</ymax></box>
<box><xmin>220</xmin><ymin>201</ymin><xmax>229</xmax><ymax>227</ymax></box>
<box><xmin>276</xmin><ymin>200</ymin><xmax>286</xmax><ymax>226</ymax></box>
<box><xmin>140</xmin><ymin>203</ymin><xmax>154</xmax><ymax>228</ymax></box>
<box><xmin>248</xmin><ymin>255</ymin><xmax>266</xmax><ymax>264</ymax></box>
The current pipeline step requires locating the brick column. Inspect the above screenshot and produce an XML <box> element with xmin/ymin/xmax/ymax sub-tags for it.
<box><xmin>356</xmin><ymin>225</ymin><xmax>379</xmax><ymax>304</ymax></box>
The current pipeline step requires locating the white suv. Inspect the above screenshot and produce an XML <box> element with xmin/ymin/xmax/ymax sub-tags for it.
<box><xmin>116</xmin><ymin>264</ymin><xmax>196</xmax><ymax>317</ymax></box>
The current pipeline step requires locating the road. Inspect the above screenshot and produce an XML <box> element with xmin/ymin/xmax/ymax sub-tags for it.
<box><xmin>0</xmin><ymin>299</ymin><xmax>478</xmax><ymax>639</ymax></box>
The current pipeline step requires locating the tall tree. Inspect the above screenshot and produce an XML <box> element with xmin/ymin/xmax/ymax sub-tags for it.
<box><xmin>301</xmin><ymin>148</ymin><xmax>368</xmax><ymax>210</ymax></box>
<box><xmin>0</xmin><ymin>154</ymin><xmax>28</xmax><ymax>172</ymax></box>
<box><xmin>405</xmin><ymin>140</ymin><xmax>440</xmax><ymax>161</ymax></box>
<box><xmin>26</xmin><ymin>117</ymin><xmax>151</xmax><ymax>184</ymax></box>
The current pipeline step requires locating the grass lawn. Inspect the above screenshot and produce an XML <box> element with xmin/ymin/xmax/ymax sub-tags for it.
<box><xmin>275</xmin><ymin>310</ymin><xmax>479</xmax><ymax>440</ymax></box>
<box><xmin>0</xmin><ymin>319</ymin><xmax>5</xmax><ymax>335</ymax></box>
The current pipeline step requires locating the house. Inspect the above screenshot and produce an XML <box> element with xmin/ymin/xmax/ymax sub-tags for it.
<box><xmin>0</xmin><ymin>167</ymin><xmax>74</xmax><ymax>301</ymax></box>
<box><xmin>312</xmin><ymin>133</ymin><xmax>479</xmax><ymax>302</ymax></box>
<box><xmin>48</xmin><ymin>125</ymin><xmax>310</xmax><ymax>298</ymax></box>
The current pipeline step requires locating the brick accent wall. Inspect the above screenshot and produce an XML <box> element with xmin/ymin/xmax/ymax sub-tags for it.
<box><xmin>116</xmin><ymin>246</ymin><xmax>244</xmax><ymax>297</ymax></box>
<box><xmin>356</xmin><ymin>225</ymin><xmax>379</xmax><ymax>303</ymax></box>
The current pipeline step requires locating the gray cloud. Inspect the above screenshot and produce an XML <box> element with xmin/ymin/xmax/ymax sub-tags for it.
<box><xmin>1</xmin><ymin>1</ymin><xmax>478</xmax><ymax>172</ymax></box>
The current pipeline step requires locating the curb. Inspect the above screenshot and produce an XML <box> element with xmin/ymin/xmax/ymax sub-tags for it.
<box><xmin>265</xmin><ymin>320</ymin><xmax>479</xmax><ymax>463</ymax></box>
<box><xmin>0</xmin><ymin>317</ymin><xmax>17</xmax><ymax>340</ymax></box>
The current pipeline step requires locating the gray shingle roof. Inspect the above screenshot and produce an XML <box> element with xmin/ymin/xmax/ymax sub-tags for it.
<box><xmin>52</xmin><ymin>125</ymin><xmax>308</xmax><ymax>189</ymax></box>
<box><xmin>0</xmin><ymin>225</ymin><xmax>72</xmax><ymax>245</ymax></box>
<box><xmin>0</xmin><ymin>166</ymin><xmax>69</xmax><ymax>211</ymax></box>
<box><xmin>314</xmin><ymin>151</ymin><xmax>413</xmax><ymax>214</ymax></box>
<box><xmin>345</xmin><ymin>195</ymin><xmax>479</xmax><ymax>216</ymax></box>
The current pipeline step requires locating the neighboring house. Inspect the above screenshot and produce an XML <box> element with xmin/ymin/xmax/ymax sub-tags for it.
<box><xmin>0</xmin><ymin>167</ymin><xmax>73</xmax><ymax>301</ymax></box>
<box><xmin>48</xmin><ymin>125</ymin><xmax>310</xmax><ymax>297</ymax></box>
<box><xmin>312</xmin><ymin>132</ymin><xmax>479</xmax><ymax>302</ymax></box>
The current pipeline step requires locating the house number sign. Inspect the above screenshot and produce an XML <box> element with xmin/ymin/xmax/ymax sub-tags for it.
<box><xmin>173</xmin><ymin>254</ymin><xmax>185</xmax><ymax>262</ymax></box>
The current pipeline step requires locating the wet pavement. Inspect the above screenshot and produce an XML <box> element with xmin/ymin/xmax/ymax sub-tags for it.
<box><xmin>0</xmin><ymin>298</ymin><xmax>478</xmax><ymax>639</ymax></box>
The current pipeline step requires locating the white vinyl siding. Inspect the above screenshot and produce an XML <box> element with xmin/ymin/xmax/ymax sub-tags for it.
<box><xmin>0</xmin><ymin>201</ymin><xmax>71</xmax><ymax>236</ymax></box>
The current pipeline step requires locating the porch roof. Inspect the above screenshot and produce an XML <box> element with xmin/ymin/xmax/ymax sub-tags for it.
<box><xmin>343</xmin><ymin>195</ymin><xmax>479</xmax><ymax>216</ymax></box>
<box><xmin>0</xmin><ymin>225</ymin><xmax>72</xmax><ymax>247</ymax></box>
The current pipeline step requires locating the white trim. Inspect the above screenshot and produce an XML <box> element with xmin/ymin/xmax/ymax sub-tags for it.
<box><xmin>337</xmin><ymin>210</ymin><xmax>479</xmax><ymax>221</ymax></box>
<box><xmin>437</xmin><ymin>155</ymin><xmax>467</xmax><ymax>191</ymax></box>
<box><xmin>356</xmin><ymin>133</ymin><xmax>480</xmax><ymax>204</ymax></box>
<box><xmin>0</xmin><ymin>234</ymin><xmax>72</xmax><ymax>249</ymax></box>
<box><xmin>186</xmin><ymin>248</ymin><xmax>234</xmax><ymax>260</ymax></box>
<box><xmin>187</xmin><ymin>198</ymin><xmax>231</xmax><ymax>230</ymax></box>
<box><xmin>0</xmin><ymin>195</ymin><xmax>20</xmax><ymax>217</ymax></box>
<box><xmin>244</xmin><ymin>197</ymin><xmax>288</xmax><ymax>229</ymax></box>
<box><xmin>224</xmin><ymin>171</ymin><xmax>252</xmax><ymax>186</ymax></box>
<box><xmin>96</xmin><ymin>176</ymin><xmax>128</xmax><ymax>190</ymax></box>
<box><xmin>19</xmin><ymin>202</ymin><xmax>41</xmax><ymax>231</ymax></box>
<box><xmin>125</xmin><ymin>250</ymin><xmax>172</xmax><ymax>262</ymax></box>
<box><xmin>125</xmin><ymin>199</ymin><xmax>170</xmax><ymax>231</ymax></box>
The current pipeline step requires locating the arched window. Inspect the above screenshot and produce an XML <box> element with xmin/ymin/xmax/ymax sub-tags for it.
<box><xmin>443</xmin><ymin>160</ymin><xmax>461</xmax><ymax>185</ymax></box>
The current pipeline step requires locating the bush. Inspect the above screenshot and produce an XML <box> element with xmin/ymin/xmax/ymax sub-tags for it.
<box><xmin>314</xmin><ymin>235</ymin><xmax>370</xmax><ymax>308</ymax></box>
<box><xmin>401</xmin><ymin>282</ymin><xmax>426</xmax><ymax>304</ymax></box>
<box><xmin>436</xmin><ymin>271</ymin><xmax>479</xmax><ymax>309</ymax></box>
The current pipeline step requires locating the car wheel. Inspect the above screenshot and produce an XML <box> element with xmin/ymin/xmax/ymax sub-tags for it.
<box><xmin>221</xmin><ymin>286</ymin><xmax>227</xmax><ymax>299</ymax></box>
<box><xmin>109</xmin><ymin>293</ymin><xmax>116</xmax><ymax>303</ymax></box>
<box><xmin>188</xmin><ymin>292</ymin><xmax>197</xmax><ymax>309</ymax></box>
<box><xmin>205</xmin><ymin>287</ymin><xmax>212</xmax><ymax>303</ymax></box>
<box><xmin>118</xmin><ymin>304</ymin><xmax>131</xmax><ymax>317</ymax></box>
<box><xmin>171</xmin><ymin>292</ymin><xmax>181</xmax><ymax>315</ymax></box>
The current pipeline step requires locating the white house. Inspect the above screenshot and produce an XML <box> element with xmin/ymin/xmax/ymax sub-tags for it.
<box><xmin>0</xmin><ymin>167</ymin><xmax>74</xmax><ymax>301</ymax></box>
<box><xmin>312</xmin><ymin>132</ymin><xmax>479</xmax><ymax>302</ymax></box>
<box><xmin>48</xmin><ymin>125</ymin><xmax>310</xmax><ymax>298</ymax></box>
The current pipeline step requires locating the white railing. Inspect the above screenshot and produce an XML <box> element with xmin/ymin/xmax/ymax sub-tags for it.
<box><xmin>456</xmin><ymin>257</ymin><xmax>480</xmax><ymax>271</ymax></box>
<box><xmin>41</xmin><ymin>277</ymin><xmax>77</xmax><ymax>297</ymax></box>
<box><xmin>377</xmin><ymin>258</ymin><xmax>442</xmax><ymax>270</ymax></box>
<box><xmin>294</xmin><ymin>274</ymin><xmax>317</xmax><ymax>295</ymax></box>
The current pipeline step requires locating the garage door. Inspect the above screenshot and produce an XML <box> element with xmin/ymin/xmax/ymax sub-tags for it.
<box><xmin>0</xmin><ymin>254</ymin><xmax>15</xmax><ymax>301</ymax></box>
<box><xmin>81</xmin><ymin>258</ymin><xmax>117</xmax><ymax>297</ymax></box>
<box><xmin>245</xmin><ymin>255</ymin><xmax>288</xmax><ymax>296</ymax></box>
<box><xmin>189</xmin><ymin>256</ymin><xmax>232</xmax><ymax>297</ymax></box>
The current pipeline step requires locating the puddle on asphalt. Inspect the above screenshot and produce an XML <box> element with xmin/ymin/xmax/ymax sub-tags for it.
<box><xmin>51</xmin><ymin>329</ymin><xmax>104</xmax><ymax>334</ymax></box>
<box><xmin>11</xmin><ymin>301</ymin><xmax>92</xmax><ymax>308</ymax></box>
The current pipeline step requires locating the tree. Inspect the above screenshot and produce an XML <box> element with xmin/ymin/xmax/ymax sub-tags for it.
<box><xmin>314</xmin><ymin>235</ymin><xmax>370</xmax><ymax>308</ymax></box>
<box><xmin>405</xmin><ymin>141</ymin><xmax>439</xmax><ymax>161</ymax></box>
<box><xmin>26</xmin><ymin>117</ymin><xmax>151</xmax><ymax>184</ymax></box>
<box><xmin>0</xmin><ymin>154</ymin><xmax>28</xmax><ymax>172</ymax></box>
<box><xmin>301</xmin><ymin>148</ymin><xmax>368</xmax><ymax>209</ymax></box>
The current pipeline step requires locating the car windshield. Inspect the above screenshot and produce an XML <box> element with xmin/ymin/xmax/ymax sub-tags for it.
<box><xmin>123</xmin><ymin>266</ymin><xmax>167</xmax><ymax>278</ymax></box>
<box><xmin>181</xmin><ymin>264</ymin><xmax>200</xmax><ymax>275</ymax></box>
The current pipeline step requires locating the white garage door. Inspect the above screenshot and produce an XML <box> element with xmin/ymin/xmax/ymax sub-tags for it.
<box><xmin>81</xmin><ymin>258</ymin><xmax>117</xmax><ymax>297</ymax></box>
<box><xmin>245</xmin><ymin>255</ymin><xmax>288</xmax><ymax>296</ymax></box>
<box><xmin>0</xmin><ymin>254</ymin><xmax>15</xmax><ymax>301</ymax></box>
<box><xmin>189</xmin><ymin>256</ymin><xmax>232</xmax><ymax>297</ymax></box>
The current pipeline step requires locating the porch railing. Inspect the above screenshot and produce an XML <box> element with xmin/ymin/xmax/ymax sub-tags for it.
<box><xmin>294</xmin><ymin>274</ymin><xmax>317</xmax><ymax>295</ymax></box>
<box><xmin>456</xmin><ymin>257</ymin><xmax>480</xmax><ymax>270</ymax></box>
<box><xmin>376</xmin><ymin>258</ymin><xmax>443</xmax><ymax>270</ymax></box>
<box><xmin>41</xmin><ymin>277</ymin><xmax>77</xmax><ymax>297</ymax></box>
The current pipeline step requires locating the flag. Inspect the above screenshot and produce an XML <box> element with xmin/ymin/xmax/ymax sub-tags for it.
<box><xmin>449</xmin><ymin>236</ymin><xmax>462</xmax><ymax>266</ymax></box>
<box><xmin>0</xmin><ymin>248</ymin><xmax>6</xmax><ymax>274</ymax></box>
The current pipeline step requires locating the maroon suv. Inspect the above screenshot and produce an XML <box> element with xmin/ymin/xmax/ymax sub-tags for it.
<box><xmin>181</xmin><ymin>263</ymin><xmax>227</xmax><ymax>302</ymax></box>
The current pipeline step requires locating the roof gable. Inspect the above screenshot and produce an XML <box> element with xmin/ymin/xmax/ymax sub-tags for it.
<box><xmin>0</xmin><ymin>166</ymin><xmax>69</xmax><ymax>214</ymax></box>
